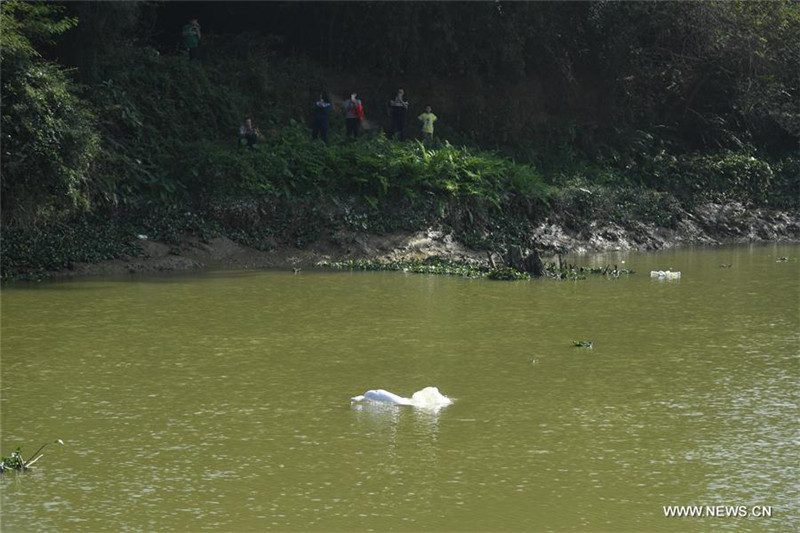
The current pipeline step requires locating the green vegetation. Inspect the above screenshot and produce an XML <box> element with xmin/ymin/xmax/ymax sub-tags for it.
<box><xmin>485</xmin><ymin>268</ymin><xmax>531</xmax><ymax>281</ymax></box>
<box><xmin>1</xmin><ymin>1</ymin><xmax>97</xmax><ymax>220</ymax></box>
<box><xmin>326</xmin><ymin>257</ymin><xmax>534</xmax><ymax>281</ymax></box>
<box><xmin>324</xmin><ymin>257</ymin><xmax>636</xmax><ymax>282</ymax></box>
<box><xmin>0</xmin><ymin>440</ymin><xmax>64</xmax><ymax>473</ymax></box>
<box><xmin>1</xmin><ymin>2</ymin><xmax>797</xmax><ymax>281</ymax></box>
<box><xmin>325</xmin><ymin>258</ymin><xmax>488</xmax><ymax>278</ymax></box>
<box><xmin>0</xmin><ymin>448</ymin><xmax>25</xmax><ymax>472</ymax></box>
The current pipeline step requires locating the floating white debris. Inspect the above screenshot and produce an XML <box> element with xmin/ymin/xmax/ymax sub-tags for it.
<box><xmin>137</xmin><ymin>234</ymin><xmax>148</xmax><ymax>240</ymax></box>
<box><xmin>650</xmin><ymin>270</ymin><xmax>681</xmax><ymax>280</ymax></box>
<box><xmin>350</xmin><ymin>387</ymin><xmax>452</xmax><ymax>409</ymax></box>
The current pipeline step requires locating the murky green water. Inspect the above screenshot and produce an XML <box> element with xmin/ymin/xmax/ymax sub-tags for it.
<box><xmin>2</xmin><ymin>243</ymin><xmax>798</xmax><ymax>532</ymax></box>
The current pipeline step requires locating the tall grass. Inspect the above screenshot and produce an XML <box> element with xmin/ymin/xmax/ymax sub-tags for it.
<box><xmin>173</xmin><ymin>125</ymin><xmax>552</xmax><ymax>214</ymax></box>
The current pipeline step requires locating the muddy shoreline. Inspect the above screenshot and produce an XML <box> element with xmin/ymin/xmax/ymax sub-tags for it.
<box><xmin>47</xmin><ymin>201</ymin><xmax>799</xmax><ymax>279</ymax></box>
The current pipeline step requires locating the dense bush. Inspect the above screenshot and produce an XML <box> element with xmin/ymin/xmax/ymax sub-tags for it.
<box><xmin>768</xmin><ymin>154</ymin><xmax>800</xmax><ymax>210</ymax></box>
<box><xmin>552</xmin><ymin>183</ymin><xmax>683</xmax><ymax>231</ymax></box>
<box><xmin>637</xmin><ymin>150</ymin><xmax>777</xmax><ymax>206</ymax></box>
<box><xmin>1</xmin><ymin>1</ymin><xmax>100</xmax><ymax>221</ymax></box>
<box><xmin>0</xmin><ymin>214</ymin><xmax>140</xmax><ymax>281</ymax></box>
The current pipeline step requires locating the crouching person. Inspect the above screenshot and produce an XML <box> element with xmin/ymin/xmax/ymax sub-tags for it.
<box><xmin>239</xmin><ymin>117</ymin><xmax>260</xmax><ymax>149</ymax></box>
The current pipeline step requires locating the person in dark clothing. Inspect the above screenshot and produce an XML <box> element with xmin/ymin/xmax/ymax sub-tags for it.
<box><xmin>344</xmin><ymin>92</ymin><xmax>363</xmax><ymax>138</ymax></box>
<box><xmin>312</xmin><ymin>94</ymin><xmax>332</xmax><ymax>143</ymax></box>
<box><xmin>387</xmin><ymin>88</ymin><xmax>409</xmax><ymax>140</ymax></box>
<box><xmin>182</xmin><ymin>18</ymin><xmax>201</xmax><ymax>60</ymax></box>
<box><xmin>239</xmin><ymin>117</ymin><xmax>259</xmax><ymax>149</ymax></box>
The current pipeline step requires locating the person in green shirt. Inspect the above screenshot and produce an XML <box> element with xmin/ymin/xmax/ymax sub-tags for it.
<box><xmin>418</xmin><ymin>105</ymin><xmax>438</xmax><ymax>142</ymax></box>
<box><xmin>182</xmin><ymin>18</ymin><xmax>201</xmax><ymax>60</ymax></box>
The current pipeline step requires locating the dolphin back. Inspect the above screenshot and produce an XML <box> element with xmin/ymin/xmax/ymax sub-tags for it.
<box><xmin>351</xmin><ymin>387</ymin><xmax>452</xmax><ymax>408</ymax></box>
<box><xmin>363</xmin><ymin>389</ymin><xmax>414</xmax><ymax>405</ymax></box>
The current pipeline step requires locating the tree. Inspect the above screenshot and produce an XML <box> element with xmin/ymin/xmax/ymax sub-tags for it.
<box><xmin>588</xmin><ymin>1</ymin><xmax>800</xmax><ymax>152</ymax></box>
<box><xmin>1</xmin><ymin>0</ymin><xmax>99</xmax><ymax>222</ymax></box>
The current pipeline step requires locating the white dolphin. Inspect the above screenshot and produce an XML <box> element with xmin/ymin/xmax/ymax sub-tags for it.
<box><xmin>350</xmin><ymin>387</ymin><xmax>452</xmax><ymax>408</ymax></box>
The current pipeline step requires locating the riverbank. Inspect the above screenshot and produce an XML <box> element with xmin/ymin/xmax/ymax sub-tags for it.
<box><xmin>5</xmin><ymin>6</ymin><xmax>798</xmax><ymax>282</ymax></box>
<box><xmin>46</xmin><ymin>201</ymin><xmax>799</xmax><ymax>279</ymax></box>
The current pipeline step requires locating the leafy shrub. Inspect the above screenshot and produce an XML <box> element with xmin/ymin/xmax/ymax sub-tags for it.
<box><xmin>1</xmin><ymin>0</ymin><xmax>99</xmax><ymax>221</ymax></box>
<box><xmin>768</xmin><ymin>154</ymin><xmax>800</xmax><ymax>209</ymax></box>
<box><xmin>0</xmin><ymin>215</ymin><xmax>140</xmax><ymax>281</ymax></box>
<box><xmin>552</xmin><ymin>183</ymin><xmax>683</xmax><ymax>230</ymax></box>
<box><xmin>641</xmin><ymin>150</ymin><xmax>776</xmax><ymax>205</ymax></box>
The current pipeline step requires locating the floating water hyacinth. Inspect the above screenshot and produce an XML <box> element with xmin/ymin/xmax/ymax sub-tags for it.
<box><xmin>324</xmin><ymin>258</ymin><xmax>488</xmax><ymax>278</ymax></box>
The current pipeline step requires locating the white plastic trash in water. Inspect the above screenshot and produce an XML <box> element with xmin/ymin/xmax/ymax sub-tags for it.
<box><xmin>350</xmin><ymin>386</ymin><xmax>452</xmax><ymax>409</ymax></box>
<box><xmin>650</xmin><ymin>270</ymin><xmax>681</xmax><ymax>279</ymax></box>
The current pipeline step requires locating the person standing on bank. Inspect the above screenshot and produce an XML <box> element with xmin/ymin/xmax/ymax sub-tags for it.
<box><xmin>344</xmin><ymin>92</ymin><xmax>363</xmax><ymax>138</ymax></box>
<box><xmin>182</xmin><ymin>18</ymin><xmax>201</xmax><ymax>59</ymax></box>
<box><xmin>387</xmin><ymin>88</ymin><xmax>409</xmax><ymax>140</ymax></box>
<box><xmin>312</xmin><ymin>94</ymin><xmax>332</xmax><ymax>143</ymax></box>
<box><xmin>418</xmin><ymin>105</ymin><xmax>438</xmax><ymax>142</ymax></box>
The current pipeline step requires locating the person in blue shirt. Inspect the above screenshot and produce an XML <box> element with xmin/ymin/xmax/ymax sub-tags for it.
<box><xmin>312</xmin><ymin>94</ymin><xmax>332</xmax><ymax>143</ymax></box>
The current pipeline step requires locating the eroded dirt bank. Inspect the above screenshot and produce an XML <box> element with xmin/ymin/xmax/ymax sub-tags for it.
<box><xmin>58</xmin><ymin>202</ymin><xmax>800</xmax><ymax>278</ymax></box>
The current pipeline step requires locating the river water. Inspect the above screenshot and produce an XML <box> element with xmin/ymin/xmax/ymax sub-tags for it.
<box><xmin>1</xmin><ymin>243</ymin><xmax>798</xmax><ymax>532</ymax></box>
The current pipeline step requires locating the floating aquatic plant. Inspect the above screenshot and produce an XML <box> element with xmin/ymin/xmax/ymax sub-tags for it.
<box><xmin>0</xmin><ymin>440</ymin><xmax>65</xmax><ymax>473</ymax></box>
<box><xmin>542</xmin><ymin>262</ymin><xmax>635</xmax><ymax>281</ymax></box>
<box><xmin>323</xmin><ymin>257</ymin><xmax>638</xmax><ymax>283</ymax></box>
<box><xmin>0</xmin><ymin>449</ymin><xmax>25</xmax><ymax>472</ymax></box>
<box><xmin>486</xmin><ymin>267</ymin><xmax>530</xmax><ymax>281</ymax></box>
<box><xmin>323</xmin><ymin>257</ymin><xmax>490</xmax><ymax>278</ymax></box>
